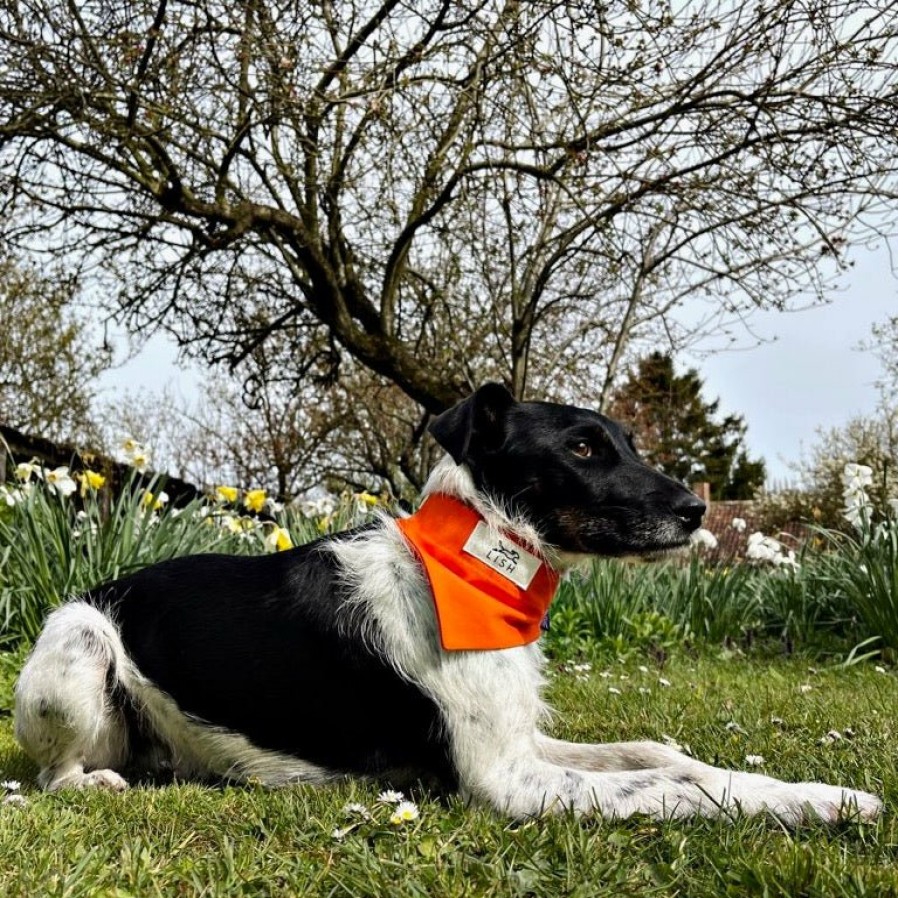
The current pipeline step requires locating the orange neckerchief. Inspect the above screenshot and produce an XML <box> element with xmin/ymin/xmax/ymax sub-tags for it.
<box><xmin>395</xmin><ymin>493</ymin><xmax>560</xmax><ymax>651</ymax></box>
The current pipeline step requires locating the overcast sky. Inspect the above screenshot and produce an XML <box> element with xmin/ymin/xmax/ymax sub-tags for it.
<box><xmin>687</xmin><ymin>241</ymin><xmax>896</xmax><ymax>484</ymax></box>
<box><xmin>99</xmin><ymin>240</ymin><xmax>897</xmax><ymax>487</ymax></box>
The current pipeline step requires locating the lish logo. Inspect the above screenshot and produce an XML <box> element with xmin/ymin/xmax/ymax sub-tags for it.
<box><xmin>462</xmin><ymin>521</ymin><xmax>542</xmax><ymax>590</ymax></box>
<box><xmin>487</xmin><ymin>540</ymin><xmax>521</xmax><ymax>572</ymax></box>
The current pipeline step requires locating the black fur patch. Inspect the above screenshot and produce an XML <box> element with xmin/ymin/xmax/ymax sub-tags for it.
<box><xmin>87</xmin><ymin>532</ymin><xmax>456</xmax><ymax>787</ymax></box>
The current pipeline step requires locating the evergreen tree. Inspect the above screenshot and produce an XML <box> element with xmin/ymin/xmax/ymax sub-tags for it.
<box><xmin>607</xmin><ymin>352</ymin><xmax>765</xmax><ymax>500</ymax></box>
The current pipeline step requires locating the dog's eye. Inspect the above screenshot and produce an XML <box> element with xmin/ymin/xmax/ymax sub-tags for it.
<box><xmin>572</xmin><ymin>441</ymin><xmax>592</xmax><ymax>458</ymax></box>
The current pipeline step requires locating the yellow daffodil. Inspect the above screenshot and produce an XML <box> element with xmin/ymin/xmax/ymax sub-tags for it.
<box><xmin>141</xmin><ymin>490</ymin><xmax>169</xmax><ymax>512</ymax></box>
<box><xmin>79</xmin><ymin>470</ymin><xmax>106</xmax><ymax>496</ymax></box>
<box><xmin>243</xmin><ymin>489</ymin><xmax>267</xmax><ymax>513</ymax></box>
<box><xmin>215</xmin><ymin>485</ymin><xmax>239</xmax><ymax>504</ymax></box>
<box><xmin>356</xmin><ymin>491</ymin><xmax>378</xmax><ymax>507</ymax></box>
<box><xmin>265</xmin><ymin>525</ymin><xmax>293</xmax><ymax>552</ymax></box>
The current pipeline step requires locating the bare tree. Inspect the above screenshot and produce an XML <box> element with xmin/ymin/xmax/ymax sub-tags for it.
<box><xmin>0</xmin><ymin>0</ymin><xmax>896</xmax><ymax>422</ymax></box>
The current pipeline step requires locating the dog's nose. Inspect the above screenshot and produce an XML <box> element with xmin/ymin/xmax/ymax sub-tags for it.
<box><xmin>671</xmin><ymin>493</ymin><xmax>706</xmax><ymax>531</ymax></box>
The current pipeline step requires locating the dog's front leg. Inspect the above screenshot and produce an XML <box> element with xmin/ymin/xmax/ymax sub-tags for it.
<box><xmin>535</xmin><ymin>734</ymin><xmax>695</xmax><ymax>771</ymax></box>
<box><xmin>458</xmin><ymin>739</ymin><xmax>881</xmax><ymax>823</ymax></box>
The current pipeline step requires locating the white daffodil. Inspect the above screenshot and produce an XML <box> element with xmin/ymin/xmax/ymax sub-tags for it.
<box><xmin>265</xmin><ymin>497</ymin><xmax>285</xmax><ymax>515</ymax></box>
<box><xmin>14</xmin><ymin>461</ymin><xmax>42</xmax><ymax>482</ymax></box>
<box><xmin>0</xmin><ymin>486</ymin><xmax>25</xmax><ymax>507</ymax></box>
<box><xmin>691</xmin><ymin>528</ymin><xmax>718</xmax><ymax>550</ymax></box>
<box><xmin>45</xmin><ymin>466</ymin><xmax>77</xmax><ymax>498</ymax></box>
<box><xmin>843</xmin><ymin>463</ymin><xmax>873</xmax><ymax>490</ymax></box>
<box><xmin>746</xmin><ymin>531</ymin><xmax>801</xmax><ymax>569</ymax></box>
<box><xmin>122</xmin><ymin>438</ymin><xmax>150</xmax><ymax>472</ymax></box>
<box><xmin>302</xmin><ymin>496</ymin><xmax>337</xmax><ymax>518</ymax></box>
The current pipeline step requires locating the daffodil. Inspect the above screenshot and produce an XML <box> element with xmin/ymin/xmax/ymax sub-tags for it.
<box><xmin>690</xmin><ymin>528</ymin><xmax>718</xmax><ymax>550</ymax></box>
<box><xmin>14</xmin><ymin>461</ymin><xmax>42</xmax><ymax>482</ymax></box>
<box><xmin>121</xmin><ymin>438</ymin><xmax>150</xmax><ymax>473</ymax></box>
<box><xmin>215</xmin><ymin>485</ymin><xmax>239</xmax><ymax>504</ymax></box>
<box><xmin>141</xmin><ymin>490</ymin><xmax>169</xmax><ymax>512</ymax></box>
<box><xmin>265</xmin><ymin>525</ymin><xmax>293</xmax><ymax>552</ymax></box>
<box><xmin>79</xmin><ymin>469</ymin><xmax>106</xmax><ymax>496</ymax></box>
<box><xmin>45</xmin><ymin>466</ymin><xmax>77</xmax><ymax>498</ymax></box>
<box><xmin>0</xmin><ymin>485</ymin><xmax>25</xmax><ymax>507</ymax></box>
<box><xmin>221</xmin><ymin>515</ymin><xmax>257</xmax><ymax>535</ymax></box>
<box><xmin>244</xmin><ymin>489</ymin><xmax>267</xmax><ymax>513</ymax></box>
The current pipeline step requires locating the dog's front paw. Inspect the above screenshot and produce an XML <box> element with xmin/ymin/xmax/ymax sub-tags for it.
<box><xmin>808</xmin><ymin>784</ymin><xmax>881</xmax><ymax>823</ymax></box>
<box><xmin>778</xmin><ymin>783</ymin><xmax>882</xmax><ymax>825</ymax></box>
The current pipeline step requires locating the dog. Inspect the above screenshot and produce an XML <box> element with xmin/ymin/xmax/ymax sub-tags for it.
<box><xmin>14</xmin><ymin>383</ymin><xmax>881</xmax><ymax>823</ymax></box>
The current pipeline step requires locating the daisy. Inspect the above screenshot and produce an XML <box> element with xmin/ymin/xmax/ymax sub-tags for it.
<box><xmin>389</xmin><ymin>801</ymin><xmax>420</xmax><ymax>825</ymax></box>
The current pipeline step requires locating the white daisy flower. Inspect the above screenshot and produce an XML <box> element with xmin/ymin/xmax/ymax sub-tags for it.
<box><xmin>342</xmin><ymin>802</ymin><xmax>370</xmax><ymax>818</ymax></box>
<box><xmin>2</xmin><ymin>794</ymin><xmax>26</xmax><ymax>808</ymax></box>
<box><xmin>377</xmin><ymin>789</ymin><xmax>404</xmax><ymax>804</ymax></box>
<box><xmin>1</xmin><ymin>780</ymin><xmax>21</xmax><ymax>792</ymax></box>
<box><xmin>389</xmin><ymin>800</ymin><xmax>420</xmax><ymax>824</ymax></box>
<box><xmin>744</xmin><ymin>754</ymin><xmax>765</xmax><ymax>766</ymax></box>
<box><xmin>608</xmin><ymin>687</ymin><xmax>622</xmax><ymax>695</ymax></box>
<box><xmin>658</xmin><ymin>677</ymin><xmax>671</xmax><ymax>687</ymax></box>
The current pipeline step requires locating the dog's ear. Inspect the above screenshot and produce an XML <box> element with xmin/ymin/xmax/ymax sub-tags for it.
<box><xmin>428</xmin><ymin>383</ymin><xmax>516</xmax><ymax>464</ymax></box>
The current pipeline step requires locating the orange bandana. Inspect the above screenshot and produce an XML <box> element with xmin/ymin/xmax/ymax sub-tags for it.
<box><xmin>395</xmin><ymin>494</ymin><xmax>560</xmax><ymax>651</ymax></box>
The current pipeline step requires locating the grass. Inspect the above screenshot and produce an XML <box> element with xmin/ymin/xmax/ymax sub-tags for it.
<box><xmin>1</xmin><ymin>649</ymin><xmax>897</xmax><ymax>897</ymax></box>
<box><xmin>3</xmin><ymin>469</ymin><xmax>898</xmax><ymax>893</ymax></box>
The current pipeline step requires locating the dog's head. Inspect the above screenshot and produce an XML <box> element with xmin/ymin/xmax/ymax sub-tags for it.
<box><xmin>428</xmin><ymin>382</ymin><xmax>706</xmax><ymax>557</ymax></box>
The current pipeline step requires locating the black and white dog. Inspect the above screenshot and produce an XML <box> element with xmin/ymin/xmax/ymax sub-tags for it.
<box><xmin>15</xmin><ymin>384</ymin><xmax>881</xmax><ymax>823</ymax></box>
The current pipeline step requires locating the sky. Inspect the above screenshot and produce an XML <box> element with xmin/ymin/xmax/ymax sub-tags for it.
<box><xmin>686</xmin><ymin>241</ymin><xmax>896</xmax><ymax>484</ymax></box>
<box><xmin>98</xmin><ymin>241</ymin><xmax>897</xmax><ymax>486</ymax></box>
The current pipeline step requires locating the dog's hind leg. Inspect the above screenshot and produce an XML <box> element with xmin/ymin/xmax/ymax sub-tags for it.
<box><xmin>15</xmin><ymin>602</ymin><xmax>130</xmax><ymax>791</ymax></box>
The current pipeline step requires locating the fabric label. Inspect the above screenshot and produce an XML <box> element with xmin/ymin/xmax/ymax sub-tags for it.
<box><xmin>461</xmin><ymin>521</ymin><xmax>543</xmax><ymax>589</ymax></box>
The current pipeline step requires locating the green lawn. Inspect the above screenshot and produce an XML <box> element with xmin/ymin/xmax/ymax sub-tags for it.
<box><xmin>1</xmin><ymin>649</ymin><xmax>896</xmax><ymax>897</ymax></box>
